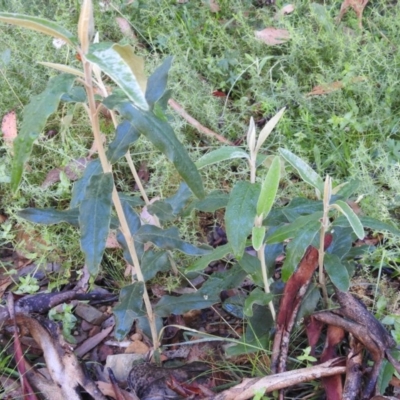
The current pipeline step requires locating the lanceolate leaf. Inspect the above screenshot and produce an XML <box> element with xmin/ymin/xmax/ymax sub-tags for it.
<box><xmin>187</xmin><ymin>190</ymin><xmax>229</xmax><ymax>213</ymax></box>
<box><xmin>141</xmin><ymin>250</ymin><xmax>170</xmax><ymax>281</ymax></box>
<box><xmin>186</xmin><ymin>243</ymin><xmax>232</xmax><ymax>272</ymax></box>
<box><xmin>165</xmin><ymin>183</ymin><xmax>193</xmax><ymax>215</ymax></box>
<box><xmin>135</xmin><ymin>225</ymin><xmax>210</xmax><ymax>256</ymax></box>
<box><xmin>79</xmin><ymin>173</ymin><xmax>114</xmax><ymax>275</ymax></box>
<box><xmin>106</xmin><ymin>120</ymin><xmax>140</xmax><ymax>164</ymax></box>
<box><xmin>11</xmin><ymin>74</ymin><xmax>76</xmax><ymax>191</ymax></box>
<box><xmin>117</xmin><ymin>103</ymin><xmax>205</xmax><ymax>199</ymax></box>
<box><xmin>244</xmin><ymin>288</ymin><xmax>273</xmax><ymax>317</ymax></box>
<box><xmin>252</xmin><ymin>226</ymin><xmax>266</xmax><ymax>251</ymax></box>
<box><xmin>257</xmin><ymin>155</ymin><xmax>281</xmax><ymax>217</ymax></box>
<box><xmin>279</xmin><ymin>148</ymin><xmax>324</xmax><ymax>195</ymax></box>
<box><xmin>324</xmin><ymin>253</ymin><xmax>350</xmax><ymax>291</ymax></box>
<box><xmin>281</xmin><ymin>220</ymin><xmax>320</xmax><ymax>281</ymax></box>
<box><xmin>145</xmin><ymin>56</ymin><xmax>173</xmax><ymax>107</ymax></box>
<box><xmin>195</xmin><ymin>146</ymin><xmax>249</xmax><ymax>169</ymax></box>
<box><xmin>0</xmin><ymin>13</ymin><xmax>78</xmax><ymax>46</ymax></box>
<box><xmin>225</xmin><ymin>182</ymin><xmax>260</xmax><ymax>259</ymax></box>
<box><xmin>266</xmin><ymin>212</ymin><xmax>323</xmax><ymax>244</ymax></box>
<box><xmin>359</xmin><ymin>216</ymin><xmax>400</xmax><ymax>236</ymax></box>
<box><xmin>18</xmin><ymin>207</ymin><xmax>79</xmax><ymax>227</ymax></box>
<box><xmin>38</xmin><ymin>62</ymin><xmax>84</xmax><ymax>78</ymax></box>
<box><xmin>70</xmin><ymin>159</ymin><xmax>102</xmax><ymax>208</ymax></box>
<box><xmin>154</xmin><ymin>292</ymin><xmax>218</xmax><ymax>318</ymax></box>
<box><xmin>332</xmin><ymin>200</ymin><xmax>364</xmax><ymax>240</ymax></box>
<box><xmin>86</xmin><ymin>43</ymin><xmax>148</xmax><ymax>110</ymax></box>
<box><xmin>113</xmin><ymin>282</ymin><xmax>144</xmax><ymax>340</ymax></box>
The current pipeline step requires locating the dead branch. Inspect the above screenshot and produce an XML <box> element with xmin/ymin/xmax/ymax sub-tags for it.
<box><xmin>168</xmin><ymin>98</ymin><xmax>234</xmax><ymax>145</ymax></box>
<box><xmin>212</xmin><ymin>358</ymin><xmax>346</xmax><ymax>400</ymax></box>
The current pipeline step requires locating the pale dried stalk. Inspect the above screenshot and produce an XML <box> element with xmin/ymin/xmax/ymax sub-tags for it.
<box><xmin>168</xmin><ymin>98</ymin><xmax>233</xmax><ymax>145</ymax></box>
<box><xmin>82</xmin><ymin>57</ymin><xmax>159</xmax><ymax>349</ymax></box>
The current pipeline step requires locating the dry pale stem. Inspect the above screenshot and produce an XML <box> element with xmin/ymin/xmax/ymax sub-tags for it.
<box><xmin>82</xmin><ymin>59</ymin><xmax>159</xmax><ymax>348</ymax></box>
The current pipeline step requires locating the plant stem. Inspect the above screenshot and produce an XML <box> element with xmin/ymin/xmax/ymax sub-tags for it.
<box><xmin>319</xmin><ymin>175</ymin><xmax>331</xmax><ymax>307</ymax></box>
<box><xmin>82</xmin><ymin>59</ymin><xmax>159</xmax><ymax>348</ymax></box>
<box><xmin>258</xmin><ymin>244</ymin><xmax>276</xmax><ymax>320</ymax></box>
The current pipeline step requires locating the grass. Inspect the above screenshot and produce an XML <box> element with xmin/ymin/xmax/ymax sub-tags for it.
<box><xmin>1</xmin><ymin>0</ymin><xmax>400</xmax><ymax>394</ymax></box>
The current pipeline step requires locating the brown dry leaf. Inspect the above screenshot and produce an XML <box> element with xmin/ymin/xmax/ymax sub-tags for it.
<box><xmin>1</xmin><ymin>110</ymin><xmax>17</xmax><ymax>148</ymax></box>
<box><xmin>106</xmin><ymin>231</ymin><xmax>121</xmax><ymax>249</ymax></box>
<box><xmin>255</xmin><ymin>28</ymin><xmax>290</xmax><ymax>46</ymax></box>
<box><xmin>337</xmin><ymin>0</ymin><xmax>369</xmax><ymax>29</ymax></box>
<box><xmin>208</xmin><ymin>0</ymin><xmax>220</xmax><ymax>12</ymax></box>
<box><xmin>115</xmin><ymin>17</ymin><xmax>137</xmax><ymax>40</ymax></box>
<box><xmin>306</xmin><ymin>76</ymin><xmax>366</xmax><ymax>96</ymax></box>
<box><xmin>41</xmin><ymin>157</ymin><xmax>89</xmax><ymax>188</ymax></box>
<box><xmin>125</xmin><ymin>340</ymin><xmax>150</xmax><ymax>354</ymax></box>
<box><xmin>274</xmin><ymin>4</ymin><xmax>295</xmax><ymax>19</ymax></box>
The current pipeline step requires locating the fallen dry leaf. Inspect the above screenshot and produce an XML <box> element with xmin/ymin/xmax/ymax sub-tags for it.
<box><xmin>41</xmin><ymin>157</ymin><xmax>89</xmax><ymax>188</ymax></box>
<box><xmin>1</xmin><ymin>110</ymin><xmax>17</xmax><ymax>148</ymax></box>
<box><xmin>306</xmin><ymin>76</ymin><xmax>366</xmax><ymax>96</ymax></box>
<box><xmin>209</xmin><ymin>0</ymin><xmax>220</xmax><ymax>12</ymax></box>
<box><xmin>274</xmin><ymin>4</ymin><xmax>295</xmax><ymax>19</ymax></box>
<box><xmin>255</xmin><ymin>28</ymin><xmax>290</xmax><ymax>46</ymax></box>
<box><xmin>337</xmin><ymin>0</ymin><xmax>369</xmax><ymax>29</ymax></box>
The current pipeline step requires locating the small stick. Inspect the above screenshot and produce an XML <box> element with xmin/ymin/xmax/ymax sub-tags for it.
<box><xmin>168</xmin><ymin>98</ymin><xmax>234</xmax><ymax>145</ymax></box>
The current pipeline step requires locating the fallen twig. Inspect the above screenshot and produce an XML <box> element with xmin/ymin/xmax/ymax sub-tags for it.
<box><xmin>212</xmin><ymin>358</ymin><xmax>346</xmax><ymax>400</ymax></box>
<box><xmin>168</xmin><ymin>98</ymin><xmax>234</xmax><ymax>145</ymax></box>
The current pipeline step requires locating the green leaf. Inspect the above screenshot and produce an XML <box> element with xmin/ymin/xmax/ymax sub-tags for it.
<box><xmin>79</xmin><ymin>173</ymin><xmax>114</xmax><ymax>275</ymax></box>
<box><xmin>114</xmin><ymin>282</ymin><xmax>145</xmax><ymax>340</ymax></box>
<box><xmin>18</xmin><ymin>207</ymin><xmax>79</xmax><ymax>227</ymax></box>
<box><xmin>244</xmin><ymin>288</ymin><xmax>273</xmax><ymax>317</ymax></box>
<box><xmin>0</xmin><ymin>13</ymin><xmax>78</xmax><ymax>45</ymax></box>
<box><xmin>195</xmin><ymin>146</ymin><xmax>249</xmax><ymax>169</ymax></box>
<box><xmin>147</xmin><ymin>201</ymin><xmax>174</xmax><ymax>222</ymax></box>
<box><xmin>255</xmin><ymin>107</ymin><xmax>286</xmax><ymax>153</ymax></box>
<box><xmin>225</xmin><ymin>182</ymin><xmax>260</xmax><ymax>259</ymax></box>
<box><xmin>378</xmin><ymin>360</ymin><xmax>395</xmax><ymax>395</ymax></box>
<box><xmin>266</xmin><ymin>212</ymin><xmax>323</xmax><ymax>244</ymax></box>
<box><xmin>360</xmin><ymin>216</ymin><xmax>400</xmax><ymax>236</ymax></box>
<box><xmin>60</xmin><ymin>86</ymin><xmax>86</xmax><ymax>103</ymax></box>
<box><xmin>324</xmin><ymin>253</ymin><xmax>350</xmax><ymax>291</ymax></box>
<box><xmin>106</xmin><ymin>120</ymin><xmax>140</xmax><ymax>164</ymax></box>
<box><xmin>328</xmin><ymin>226</ymin><xmax>353</xmax><ymax>260</ymax></box>
<box><xmin>86</xmin><ymin>43</ymin><xmax>148</xmax><ymax>110</ymax></box>
<box><xmin>141</xmin><ymin>250</ymin><xmax>170</xmax><ymax>281</ymax></box>
<box><xmin>117</xmin><ymin>103</ymin><xmax>205</xmax><ymax>199</ymax></box>
<box><xmin>70</xmin><ymin>159</ymin><xmax>102</xmax><ymax>208</ymax></box>
<box><xmin>118</xmin><ymin>193</ymin><xmax>145</xmax><ymax>207</ymax></box>
<box><xmin>281</xmin><ymin>220</ymin><xmax>320</xmax><ymax>281</ymax></box>
<box><xmin>257</xmin><ymin>156</ymin><xmax>280</xmax><ymax>217</ymax></box>
<box><xmin>164</xmin><ymin>183</ymin><xmax>193</xmax><ymax>215</ymax></box>
<box><xmin>187</xmin><ymin>190</ymin><xmax>229</xmax><ymax>213</ymax></box>
<box><xmin>135</xmin><ymin>225</ymin><xmax>210</xmax><ymax>256</ymax></box>
<box><xmin>145</xmin><ymin>56</ymin><xmax>173</xmax><ymax>107</ymax></box>
<box><xmin>186</xmin><ymin>243</ymin><xmax>232</xmax><ymax>272</ymax></box>
<box><xmin>154</xmin><ymin>292</ymin><xmax>218</xmax><ymax>318</ymax></box>
<box><xmin>279</xmin><ymin>148</ymin><xmax>324</xmax><ymax>195</ymax></box>
<box><xmin>238</xmin><ymin>252</ymin><xmax>263</xmax><ymax>286</ymax></box>
<box><xmin>38</xmin><ymin>62</ymin><xmax>84</xmax><ymax>78</ymax></box>
<box><xmin>11</xmin><ymin>74</ymin><xmax>76</xmax><ymax>191</ymax></box>
<box><xmin>252</xmin><ymin>226</ymin><xmax>265</xmax><ymax>251</ymax></box>
<box><xmin>332</xmin><ymin>200</ymin><xmax>364</xmax><ymax>240</ymax></box>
